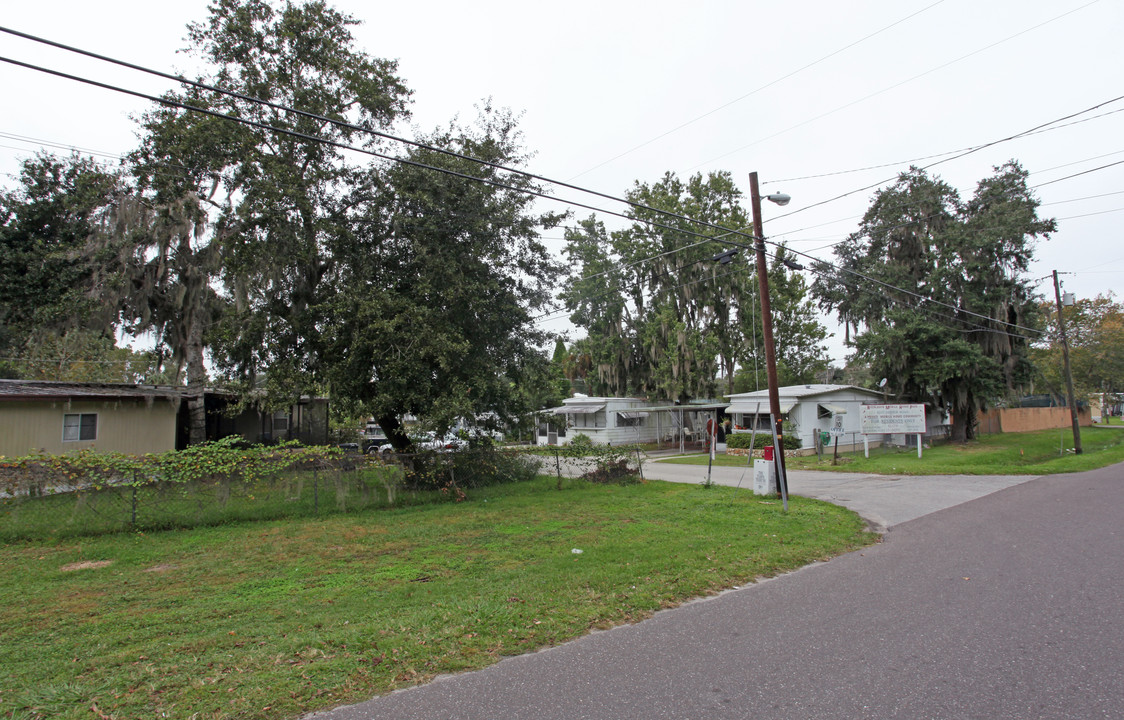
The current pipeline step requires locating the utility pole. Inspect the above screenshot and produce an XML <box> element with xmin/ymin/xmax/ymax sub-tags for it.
<box><xmin>749</xmin><ymin>171</ymin><xmax>789</xmax><ymax>500</ymax></box>
<box><xmin>1053</xmin><ymin>270</ymin><xmax>1082</xmax><ymax>454</ymax></box>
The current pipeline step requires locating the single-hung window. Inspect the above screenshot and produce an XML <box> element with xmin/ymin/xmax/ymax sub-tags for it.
<box><xmin>63</xmin><ymin>413</ymin><xmax>97</xmax><ymax>442</ymax></box>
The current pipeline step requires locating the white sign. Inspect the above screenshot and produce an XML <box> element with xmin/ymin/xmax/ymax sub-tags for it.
<box><xmin>829</xmin><ymin>425</ymin><xmax>845</xmax><ymax>437</ymax></box>
<box><xmin>860</xmin><ymin>404</ymin><xmax>927</xmax><ymax>434</ymax></box>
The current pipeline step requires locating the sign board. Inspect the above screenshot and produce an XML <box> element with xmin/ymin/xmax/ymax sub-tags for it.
<box><xmin>829</xmin><ymin>414</ymin><xmax>845</xmax><ymax>436</ymax></box>
<box><xmin>860</xmin><ymin>403</ymin><xmax>927</xmax><ymax>434</ymax></box>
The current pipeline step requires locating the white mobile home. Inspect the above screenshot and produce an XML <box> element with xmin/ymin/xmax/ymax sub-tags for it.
<box><xmin>725</xmin><ymin>384</ymin><xmax>887</xmax><ymax>453</ymax></box>
<box><xmin>537</xmin><ymin>396</ymin><xmax>658</xmax><ymax>446</ymax></box>
<box><xmin>536</xmin><ymin>396</ymin><xmax>730</xmax><ymax>450</ymax></box>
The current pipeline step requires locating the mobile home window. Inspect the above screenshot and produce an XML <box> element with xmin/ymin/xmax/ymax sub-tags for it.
<box><xmin>63</xmin><ymin>413</ymin><xmax>97</xmax><ymax>442</ymax></box>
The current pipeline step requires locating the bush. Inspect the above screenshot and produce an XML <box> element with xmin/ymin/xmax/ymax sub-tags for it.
<box><xmin>726</xmin><ymin>432</ymin><xmax>801</xmax><ymax>450</ymax></box>
<box><xmin>394</xmin><ymin>446</ymin><xmax>540</xmax><ymax>494</ymax></box>
<box><xmin>566</xmin><ymin>433</ymin><xmax>595</xmax><ymax>455</ymax></box>
<box><xmin>558</xmin><ymin>438</ymin><xmax>643</xmax><ymax>485</ymax></box>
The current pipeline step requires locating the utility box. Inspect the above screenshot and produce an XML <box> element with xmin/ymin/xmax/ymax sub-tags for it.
<box><xmin>753</xmin><ymin>459</ymin><xmax>776</xmax><ymax>495</ymax></box>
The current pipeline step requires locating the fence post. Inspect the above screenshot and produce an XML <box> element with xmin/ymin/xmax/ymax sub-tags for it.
<box><xmin>131</xmin><ymin>471</ymin><xmax>138</xmax><ymax>529</ymax></box>
<box><xmin>554</xmin><ymin>447</ymin><xmax>562</xmax><ymax>490</ymax></box>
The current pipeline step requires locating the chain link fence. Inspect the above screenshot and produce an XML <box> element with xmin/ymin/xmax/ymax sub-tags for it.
<box><xmin>0</xmin><ymin>446</ymin><xmax>542</xmax><ymax>541</ymax></box>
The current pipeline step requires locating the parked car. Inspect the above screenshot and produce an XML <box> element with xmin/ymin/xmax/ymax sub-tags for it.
<box><xmin>374</xmin><ymin>431</ymin><xmax>464</xmax><ymax>456</ymax></box>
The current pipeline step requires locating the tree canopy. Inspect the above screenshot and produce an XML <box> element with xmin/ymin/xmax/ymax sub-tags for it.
<box><xmin>561</xmin><ymin>171</ymin><xmax>828</xmax><ymax>402</ymax></box>
<box><xmin>1032</xmin><ymin>293</ymin><xmax>1124</xmax><ymax>403</ymax></box>
<box><xmin>318</xmin><ymin>107</ymin><xmax>565</xmax><ymax>446</ymax></box>
<box><xmin>812</xmin><ymin>162</ymin><xmax>1055</xmax><ymax>441</ymax></box>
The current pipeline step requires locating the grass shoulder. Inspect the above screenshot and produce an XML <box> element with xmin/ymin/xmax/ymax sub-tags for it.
<box><xmin>0</xmin><ymin>475</ymin><xmax>874</xmax><ymax>720</ymax></box>
<box><xmin>657</xmin><ymin>426</ymin><xmax>1124</xmax><ymax>475</ymax></box>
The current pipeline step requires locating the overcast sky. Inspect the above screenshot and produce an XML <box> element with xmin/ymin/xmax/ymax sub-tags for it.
<box><xmin>2</xmin><ymin>0</ymin><xmax>1122</xmax><ymax>368</ymax></box>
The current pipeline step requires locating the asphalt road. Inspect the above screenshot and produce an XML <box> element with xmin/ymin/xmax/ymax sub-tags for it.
<box><xmin>307</xmin><ymin>463</ymin><xmax>1124</xmax><ymax>720</ymax></box>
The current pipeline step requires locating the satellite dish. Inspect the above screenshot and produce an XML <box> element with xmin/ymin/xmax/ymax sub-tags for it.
<box><xmin>878</xmin><ymin>378</ymin><xmax>888</xmax><ymax>388</ymax></box>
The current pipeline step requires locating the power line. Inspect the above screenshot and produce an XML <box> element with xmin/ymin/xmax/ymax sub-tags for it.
<box><xmin>687</xmin><ymin>1</ymin><xmax>1101</xmax><ymax>173</ymax></box>
<box><xmin>0</xmin><ymin>130</ymin><xmax>123</xmax><ymax>161</ymax></box>
<box><xmin>0</xmin><ymin>32</ymin><xmax>1084</xmax><ymax>344</ymax></box>
<box><xmin>782</xmin><ymin>238</ymin><xmax>1046</xmax><ymax>337</ymax></box>
<box><xmin>0</xmin><ymin>25</ymin><xmax>768</xmax><ymax>253</ymax></box>
<box><xmin>1055</xmin><ymin>206</ymin><xmax>1124</xmax><ymax>221</ymax></box>
<box><xmin>567</xmin><ymin>0</ymin><xmax>948</xmax><ymax>181</ymax></box>
<box><xmin>768</xmin><ymin>93</ymin><xmax>1124</xmax><ymax>223</ymax></box>
<box><xmin>765</xmin><ymin>107</ymin><xmax>1124</xmax><ymax>185</ymax></box>
<box><xmin>1042</xmin><ymin>189</ymin><xmax>1124</xmax><ymax>206</ymax></box>
<box><xmin>1031</xmin><ymin>160</ymin><xmax>1124</xmax><ymax>189</ymax></box>
<box><xmin>0</xmin><ymin>53</ymin><xmax>776</xmax><ymax>257</ymax></box>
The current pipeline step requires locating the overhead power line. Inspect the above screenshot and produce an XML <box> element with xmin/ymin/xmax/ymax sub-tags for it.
<box><xmin>688</xmin><ymin>1</ymin><xmax>1102</xmax><ymax>173</ymax></box>
<box><xmin>1031</xmin><ymin>160</ymin><xmax>1124</xmax><ymax>189</ymax></box>
<box><xmin>0</xmin><ymin>28</ymin><xmax>1096</xmax><ymax>342</ymax></box>
<box><xmin>768</xmin><ymin>93</ymin><xmax>1124</xmax><ymax>223</ymax></box>
<box><xmin>0</xmin><ymin>52</ymin><xmax>775</xmax><ymax>258</ymax></box>
<box><xmin>0</xmin><ymin>130</ymin><xmax>123</xmax><ymax>160</ymax></box>
<box><xmin>765</xmin><ymin>108</ymin><xmax>1124</xmax><ymax>185</ymax></box>
<box><xmin>567</xmin><ymin>0</ymin><xmax>948</xmax><ymax>181</ymax></box>
<box><xmin>0</xmin><ymin>25</ymin><xmax>766</xmax><ymax>252</ymax></box>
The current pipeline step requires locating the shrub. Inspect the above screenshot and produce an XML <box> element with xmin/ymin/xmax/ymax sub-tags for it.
<box><xmin>558</xmin><ymin>438</ymin><xmax>643</xmax><ymax>485</ymax></box>
<box><xmin>395</xmin><ymin>446</ymin><xmax>541</xmax><ymax>494</ymax></box>
<box><xmin>566</xmin><ymin>433</ymin><xmax>595</xmax><ymax>455</ymax></box>
<box><xmin>726</xmin><ymin>432</ymin><xmax>801</xmax><ymax>450</ymax></box>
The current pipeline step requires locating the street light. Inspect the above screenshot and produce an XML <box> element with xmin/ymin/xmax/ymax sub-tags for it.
<box><xmin>749</xmin><ymin>171</ymin><xmax>791</xmax><ymax>505</ymax></box>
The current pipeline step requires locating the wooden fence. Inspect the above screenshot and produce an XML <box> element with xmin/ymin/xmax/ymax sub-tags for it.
<box><xmin>976</xmin><ymin>407</ymin><xmax>1092</xmax><ymax>434</ymax></box>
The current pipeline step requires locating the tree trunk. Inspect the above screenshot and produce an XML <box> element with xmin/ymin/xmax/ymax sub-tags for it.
<box><xmin>950</xmin><ymin>410</ymin><xmax>969</xmax><ymax>443</ymax></box>
<box><xmin>186</xmin><ymin>319</ymin><xmax>208</xmax><ymax>446</ymax></box>
<box><xmin>377</xmin><ymin>414</ymin><xmax>411</xmax><ymax>452</ymax></box>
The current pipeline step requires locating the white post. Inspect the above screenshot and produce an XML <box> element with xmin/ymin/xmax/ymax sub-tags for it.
<box><xmin>863</xmin><ymin>434</ymin><xmax>870</xmax><ymax>458</ymax></box>
<box><xmin>917</xmin><ymin>433</ymin><xmax>922</xmax><ymax>459</ymax></box>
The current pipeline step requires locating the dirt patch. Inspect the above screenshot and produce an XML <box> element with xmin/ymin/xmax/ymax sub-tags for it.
<box><xmin>60</xmin><ymin>560</ymin><xmax>114</xmax><ymax>572</ymax></box>
<box><xmin>144</xmin><ymin>563</ymin><xmax>177</xmax><ymax>573</ymax></box>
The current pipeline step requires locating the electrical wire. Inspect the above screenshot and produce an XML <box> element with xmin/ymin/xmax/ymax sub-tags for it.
<box><xmin>0</xmin><ymin>31</ymin><xmax>1103</xmax><ymax>344</ymax></box>
<box><xmin>768</xmin><ymin>93</ymin><xmax>1124</xmax><ymax>223</ymax></box>
<box><xmin>567</xmin><ymin>0</ymin><xmax>948</xmax><ymax>181</ymax></box>
<box><xmin>0</xmin><ymin>53</ymin><xmax>780</xmax><ymax>260</ymax></box>
<box><xmin>687</xmin><ymin>1</ymin><xmax>1102</xmax><ymax>173</ymax></box>
<box><xmin>1031</xmin><ymin>160</ymin><xmax>1124</xmax><ymax>189</ymax></box>
<box><xmin>0</xmin><ymin>130</ymin><xmax>123</xmax><ymax>160</ymax></box>
<box><xmin>0</xmin><ymin>26</ymin><xmax>768</xmax><ymax>251</ymax></box>
<box><xmin>765</xmin><ymin>108</ymin><xmax>1124</xmax><ymax>185</ymax></box>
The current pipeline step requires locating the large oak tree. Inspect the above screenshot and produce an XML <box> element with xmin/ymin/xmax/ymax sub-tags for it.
<box><xmin>813</xmin><ymin>162</ymin><xmax>1055</xmax><ymax>442</ymax></box>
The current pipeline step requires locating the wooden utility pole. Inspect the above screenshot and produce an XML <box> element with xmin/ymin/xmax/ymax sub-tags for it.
<box><xmin>749</xmin><ymin>171</ymin><xmax>789</xmax><ymax>503</ymax></box>
<box><xmin>1053</xmin><ymin>270</ymin><xmax>1083</xmax><ymax>454</ymax></box>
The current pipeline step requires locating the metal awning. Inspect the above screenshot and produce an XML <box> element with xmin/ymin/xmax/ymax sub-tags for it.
<box><xmin>552</xmin><ymin>403</ymin><xmax>606</xmax><ymax>415</ymax></box>
<box><xmin>726</xmin><ymin>401</ymin><xmax>796</xmax><ymax>415</ymax></box>
<box><xmin>617</xmin><ymin>411</ymin><xmax>650</xmax><ymax>419</ymax></box>
<box><xmin>818</xmin><ymin>403</ymin><xmax>847</xmax><ymax>415</ymax></box>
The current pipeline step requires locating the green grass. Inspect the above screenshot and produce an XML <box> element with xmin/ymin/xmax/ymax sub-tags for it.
<box><xmin>660</xmin><ymin>426</ymin><xmax>1124</xmax><ymax>475</ymax></box>
<box><xmin>0</xmin><ymin>476</ymin><xmax>874</xmax><ymax>720</ymax></box>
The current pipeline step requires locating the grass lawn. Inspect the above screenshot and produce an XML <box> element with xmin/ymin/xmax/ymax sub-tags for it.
<box><xmin>660</xmin><ymin>426</ymin><xmax>1124</xmax><ymax>475</ymax></box>
<box><xmin>0</xmin><ymin>476</ymin><xmax>874</xmax><ymax>720</ymax></box>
